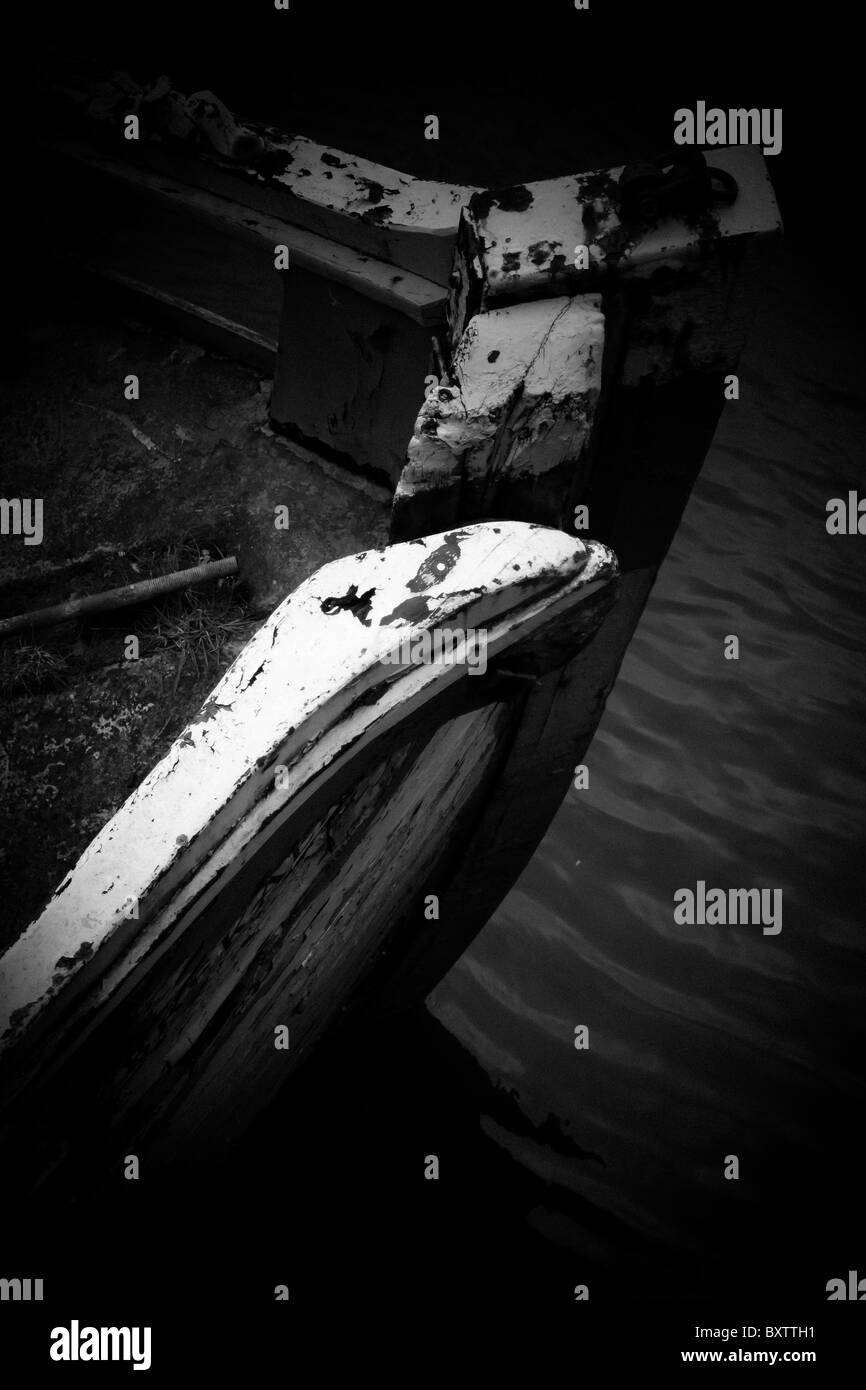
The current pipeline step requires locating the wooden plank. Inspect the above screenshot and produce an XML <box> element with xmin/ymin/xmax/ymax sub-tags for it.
<box><xmin>206</xmin><ymin>128</ymin><xmax>473</xmax><ymax>287</ymax></box>
<box><xmin>0</xmin><ymin>523</ymin><xmax>618</xmax><ymax>1184</ymax></box>
<box><xmin>449</xmin><ymin>147</ymin><xmax>782</xmax><ymax>343</ymax></box>
<box><xmin>45</xmin><ymin>69</ymin><xmax>474</xmax><ymax>286</ymax></box>
<box><xmin>271</xmin><ymin>266</ymin><xmax>437</xmax><ymax>486</ymax></box>
<box><xmin>54</xmin><ymin>157</ymin><xmax>284</xmax><ymax>363</ymax></box>
<box><xmin>391</xmin><ymin>295</ymin><xmax>604</xmax><ymax>541</ymax></box>
<box><xmin>70</xmin><ymin>262</ymin><xmax>278</xmax><ymax>372</ymax></box>
<box><xmin>49</xmin><ymin>138</ymin><xmax>448</xmax><ymax>326</ymax></box>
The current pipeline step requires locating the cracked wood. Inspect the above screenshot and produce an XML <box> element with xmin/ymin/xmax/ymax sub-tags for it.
<box><xmin>449</xmin><ymin>148</ymin><xmax>782</xmax><ymax>349</ymax></box>
<box><xmin>0</xmin><ymin>523</ymin><xmax>617</xmax><ymax>1183</ymax></box>
<box><xmin>391</xmin><ymin>295</ymin><xmax>604</xmax><ymax>541</ymax></box>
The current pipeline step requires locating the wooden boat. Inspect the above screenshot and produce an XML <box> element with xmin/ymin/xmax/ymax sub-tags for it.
<box><xmin>0</xmin><ymin>65</ymin><xmax>781</xmax><ymax>1193</ymax></box>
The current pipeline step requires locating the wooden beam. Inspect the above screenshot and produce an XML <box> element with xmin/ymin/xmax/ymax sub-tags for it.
<box><xmin>226</xmin><ymin>129</ymin><xmax>473</xmax><ymax>287</ymax></box>
<box><xmin>449</xmin><ymin>147</ymin><xmax>782</xmax><ymax>343</ymax></box>
<box><xmin>50</xmin><ymin>138</ymin><xmax>447</xmax><ymax>326</ymax></box>
<box><xmin>45</xmin><ymin>67</ymin><xmax>474</xmax><ymax>286</ymax></box>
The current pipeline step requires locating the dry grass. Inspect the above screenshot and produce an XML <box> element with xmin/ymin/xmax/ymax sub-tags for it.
<box><xmin>0</xmin><ymin>641</ymin><xmax>69</xmax><ymax>695</ymax></box>
<box><xmin>0</xmin><ymin>535</ymin><xmax>252</xmax><ymax>696</ymax></box>
<box><xmin>144</xmin><ymin>539</ymin><xmax>247</xmax><ymax>678</ymax></box>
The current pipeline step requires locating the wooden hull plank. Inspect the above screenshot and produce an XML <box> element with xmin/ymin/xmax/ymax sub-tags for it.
<box><xmin>0</xmin><ymin>523</ymin><xmax>618</xmax><ymax>1179</ymax></box>
<box><xmin>270</xmin><ymin>268</ymin><xmax>437</xmax><ymax>485</ymax></box>
<box><xmin>50</xmin><ymin>137</ymin><xmax>447</xmax><ymax>326</ymax></box>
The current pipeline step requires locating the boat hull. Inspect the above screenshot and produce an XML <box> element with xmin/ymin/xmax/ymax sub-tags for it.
<box><xmin>0</xmin><ymin>522</ymin><xmax>617</xmax><ymax>1192</ymax></box>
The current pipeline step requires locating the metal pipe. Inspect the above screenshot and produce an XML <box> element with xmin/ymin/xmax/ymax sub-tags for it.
<box><xmin>0</xmin><ymin>556</ymin><xmax>239</xmax><ymax>638</ymax></box>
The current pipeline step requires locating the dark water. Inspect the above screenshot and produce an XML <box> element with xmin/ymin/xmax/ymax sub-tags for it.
<box><xmin>426</xmin><ymin>241</ymin><xmax>866</xmax><ymax>1298</ymax></box>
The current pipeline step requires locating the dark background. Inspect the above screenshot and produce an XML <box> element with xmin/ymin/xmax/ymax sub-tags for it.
<box><xmin>2</xmin><ymin>0</ymin><xmax>864</xmax><ymax>1373</ymax></box>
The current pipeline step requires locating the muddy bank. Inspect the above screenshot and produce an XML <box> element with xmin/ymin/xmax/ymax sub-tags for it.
<box><xmin>0</xmin><ymin>285</ymin><xmax>390</xmax><ymax>947</ymax></box>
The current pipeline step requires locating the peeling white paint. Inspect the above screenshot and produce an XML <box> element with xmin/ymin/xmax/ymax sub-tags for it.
<box><xmin>459</xmin><ymin>148</ymin><xmax>782</xmax><ymax>319</ymax></box>
<box><xmin>395</xmin><ymin>296</ymin><xmax>604</xmax><ymax>513</ymax></box>
<box><xmin>262</xmin><ymin>134</ymin><xmax>473</xmax><ymax>236</ymax></box>
<box><xmin>214</xmin><ymin>127</ymin><xmax>474</xmax><ymax>283</ymax></box>
<box><xmin>0</xmin><ymin>523</ymin><xmax>617</xmax><ymax>1073</ymax></box>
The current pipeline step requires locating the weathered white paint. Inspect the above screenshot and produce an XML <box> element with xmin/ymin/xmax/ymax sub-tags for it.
<box><xmin>90</xmin><ymin>698</ymin><xmax>515</xmax><ymax>1164</ymax></box>
<box><xmin>392</xmin><ymin>295</ymin><xmax>604</xmax><ymax>536</ymax></box>
<box><xmin>0</xmin><ymin>523</ymin><xmax>617</xmax><ymax>1082</ymax></box>
<box><xmin>247</xmin><ymin>132</ymin><xmax>473</xmax><ymax>283</ymax></box>
<box><xmin>271</xmin><ymin>133</ymin><xmax>468</xmax><ymax>231</ymax></box>
<box><xmin>52</xmin><ymin>138</ymin><xmax>447</xmax><ymax>326</ymax></box>
<box><xmin>452</xmin><ymin>148</ymin><xmax>782</xmax><ymax>335</ymax></box>
<box><xmin>50</xmin><ymin>65</ymin><xmax>475</xmax><ymax>287</ymax></box>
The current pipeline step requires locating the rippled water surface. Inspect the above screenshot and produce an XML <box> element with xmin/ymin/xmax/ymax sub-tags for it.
<box><xmin>427</xmin><ymin>247</ymin><xmax>866</xmax><ymax>1295</ymax></box>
